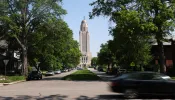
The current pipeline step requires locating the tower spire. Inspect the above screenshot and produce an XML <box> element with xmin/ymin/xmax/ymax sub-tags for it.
<box><xmin>84</xmin><ymin>16</ymin><xmax>85</xmax><ymax>20</ymax></box>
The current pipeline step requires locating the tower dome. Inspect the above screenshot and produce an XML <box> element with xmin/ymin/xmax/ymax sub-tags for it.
<box><xmin>80</xmin><ymin>18</ymin><xmax>88</xmax><ymax>31</ymax></box>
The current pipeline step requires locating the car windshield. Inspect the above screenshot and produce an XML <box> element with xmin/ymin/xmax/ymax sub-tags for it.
<box><xmin>31</xmin><ymin>71</ymin><xmax>38</xmax><ymax>74</ymax></box>
<box><xmin>48</xmin><ymin>71</ymin><xmax>53</xmax><ymax>72</ymax></box>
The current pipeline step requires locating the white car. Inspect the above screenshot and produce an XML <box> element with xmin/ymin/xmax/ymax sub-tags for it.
<box><xmin>54</xmin><ymin>70</ymin><xmax>61</xmax><ymax>74</ymax></box>
<box><xmin>45</xmin><ymin>70</ymin><xmax>54</xmax><ymax>76</ymax></box>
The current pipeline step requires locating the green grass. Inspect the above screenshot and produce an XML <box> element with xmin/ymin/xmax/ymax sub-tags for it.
<box><xmin>41</xmin><ymin>71</ymin><xmax>47</xmax><ymax>75</ymax></box>
<box><xmin>0</xmin><ymin>76</ymin><xmax>25</xmax><ymax>83</ymax></box>
<box><xmin>171</xmin><ymin>77</ymin><xmax>175</xmax><ymax>80</ymax></box>
<box><xmin>62</xmin><ymin>70</ymin><xmax>101</xmax><ymax>81</ymax></box>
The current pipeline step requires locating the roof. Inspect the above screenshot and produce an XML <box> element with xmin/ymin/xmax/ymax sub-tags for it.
<box><xmin>150</xmin><ymin>35</ymin><xmax>175</xmax><ymax>46</ymax></box>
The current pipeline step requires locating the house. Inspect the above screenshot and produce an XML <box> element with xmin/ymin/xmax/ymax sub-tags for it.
<box><xmin>0</xmin><ymin>40</ymin><xmax>21</xmax><ymax>74</ymax></box>
<box><xmin>150</xmin><ymin>36</ymin><xmax>175</xmax><ymax>68</ymax></box>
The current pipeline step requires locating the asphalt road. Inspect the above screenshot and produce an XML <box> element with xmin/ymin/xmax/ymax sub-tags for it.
<box><xmin>0</xmin><ymin>69</ymin><xmax>173</xmax><ymax>100</ymax></box>
<box><xmin>0</xmin><ymin>69</ymin><xmax>119</xmax><ymax>100</ymax></box>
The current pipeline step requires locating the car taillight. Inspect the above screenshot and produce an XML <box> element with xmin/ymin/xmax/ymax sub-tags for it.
<box><xmin>111</xmin><ymin>82</ymin><xmax>119</xmax><ymax>86</ymax></box>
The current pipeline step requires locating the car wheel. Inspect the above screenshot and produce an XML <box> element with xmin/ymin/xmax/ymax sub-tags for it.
<box><xmin>124</xmin><ymin>89</ymin><xmax>138</xmax><ymax>99</ymax></box>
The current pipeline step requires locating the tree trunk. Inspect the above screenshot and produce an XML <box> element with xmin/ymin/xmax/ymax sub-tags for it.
<box><xmin>157</xmin><ymin>40</ymin><xmax>166</xmax><ymax>73</ymax></box>
<box><xmin>22</xmin><ymin>48</ymin><xmax>28</xmax><ymax>76</ymax></box>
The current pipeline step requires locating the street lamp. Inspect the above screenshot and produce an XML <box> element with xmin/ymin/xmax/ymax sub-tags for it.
<box><xmin>3</xmin><ymin>59</ymin><xmax>9</xmax><ymax>80</ymax></box>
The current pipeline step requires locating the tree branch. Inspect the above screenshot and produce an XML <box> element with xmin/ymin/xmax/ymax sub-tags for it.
<box><xmin>14</xmin><ymin>36</ymin><xmax>26</xmax><ymax>50</ymax></box>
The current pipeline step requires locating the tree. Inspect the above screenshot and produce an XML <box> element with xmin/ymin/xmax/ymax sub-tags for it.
<box><xmin>90</xmin><ymin>0</ymin><xmax>175</xmax><ymax>73</ymax></box>
<box><xmin>91</xmin><ymin>57</ymin><xmax>98</xmax><ymax>67</ymax></box>
<box><xmin>97</xmin><ymin>42</ymin><xmax>116</xmax><ymax>69</ymax></box>
<box><xmin>111</xmin><ymin>10</ymin><xmax>153</xmax><ymax>69</ymax></box>
<box><xmin>0</xmin><ymin>0</ymin><xmax>66</xmax><ymax>75</ymax></box>
<box><xmin>27</xmin><ymin>18</ymin><xmax>81</xmax><ymax>71</ymax></box>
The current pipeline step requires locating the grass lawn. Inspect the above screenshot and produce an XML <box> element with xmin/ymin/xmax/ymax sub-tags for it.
<box><xmin>62</xmin><ymin>69</ymin><xmax>101</xmax><ymax>81</ymax></box>
<box><xmin>171</xmin><ymin>77</ymin><xmax>175</xmax><ymax>80</ymax></box>
<box><xmin>0</xmin><ymin>76</ymin><xmax>25</xmax><ymax>83</ymax></box>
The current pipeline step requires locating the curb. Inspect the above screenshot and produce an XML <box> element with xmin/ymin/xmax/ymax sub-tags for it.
<box><xmin>0</xmin><ymin>80</ymin><xmax>26</xmax><ymax>86</ymax></box>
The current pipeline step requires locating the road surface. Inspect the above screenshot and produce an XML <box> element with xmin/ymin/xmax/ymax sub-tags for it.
<box><xmin>0</xmin><ymin>69</ymin><xmax>172</xmax><ymax>100</ymax></box>
<box><xmin>0</xmin><ymin>69</ymin><xmax>118</xmax><ymax>100</ymax></box>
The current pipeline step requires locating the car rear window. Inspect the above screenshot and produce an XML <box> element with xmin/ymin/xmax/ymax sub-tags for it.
<box><xmin>115</xmin><ymin>74</ymin><xmax>129</xmax><ymax>79</ymax></box>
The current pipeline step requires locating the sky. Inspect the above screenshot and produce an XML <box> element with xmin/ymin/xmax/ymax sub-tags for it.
<box><xmin>62</xmin><ymin>0</ymin><xmax>112</xmax><ymax>57</ymax></box>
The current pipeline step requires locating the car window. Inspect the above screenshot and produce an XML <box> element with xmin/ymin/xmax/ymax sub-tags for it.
<box><xmin>115</xmin><ymin>73</ymin><xmax>129</xmax><ymax>80</ymax></box>
<box><xmin>126</xmin><ymin>73</ymin><xmax>141</xmax><ymax>80</ymax></box>
<box><xmin>126</xmin><ymin>73</ymin><xmax>154</xmax><ymax>80</ymax></box>
<box><xmin>152</xmin><ymin>74</ymin><xmax>171</xmax><ymax>80</ymax></box>
<box><xmin>139</xmin><ymin>73</ymin><xmax>154</xmax><ymax>80</ymax></box>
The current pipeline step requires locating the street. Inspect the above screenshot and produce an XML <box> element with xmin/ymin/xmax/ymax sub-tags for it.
<box><xmin>0</xmin><ymin>69</ymin><xmax>173</xmax><ymax>100</ymax></box>
<box><xmin>0</xmin><ymin>69</ymin><xmax>119</xmax><ymax>100</ymax></box>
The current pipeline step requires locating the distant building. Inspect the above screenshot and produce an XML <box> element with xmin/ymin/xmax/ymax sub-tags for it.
<box><xmin>79</xmin><ymin>18</ymin><xmax>92</xmax><ymax>67</ymax></box>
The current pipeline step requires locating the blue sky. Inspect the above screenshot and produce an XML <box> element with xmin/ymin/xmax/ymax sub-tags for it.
<box><xmin>62</xmin><ymin>0</ymin><xmax>112</xmax><ymax>57</ymax></box>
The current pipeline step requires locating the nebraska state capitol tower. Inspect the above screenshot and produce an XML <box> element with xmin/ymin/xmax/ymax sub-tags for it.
<box><xmin>79</xmin><ymin>18</ymin><xmax>92</xmax><ymax>67</ymax></box>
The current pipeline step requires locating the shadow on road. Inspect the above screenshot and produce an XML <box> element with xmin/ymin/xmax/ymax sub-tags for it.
<box><xmin>0</xmin><ymin>94</ymin><xmax>174</xmax><ymax>100</ymax></box>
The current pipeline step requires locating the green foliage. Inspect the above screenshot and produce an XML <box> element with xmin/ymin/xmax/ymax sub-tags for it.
<box><xmin>62</xmin><ymin>70</ymin><xmax>101</xmax><ymax>81</ymax></box>
<box><xmin>0</xmin><ymin>76</ymin><xmax>25</xmax><ymax>83</ymax></box>
<box><xmin>28</xmin><ymin>66</ymin><xmax>33</xmax><ymax>73</ymax></box>
<box><xmin>27</xmin><ymin>18</ymin><xmax>81</xmax><ymax>70</ymax></box>
<box><xmin>90</xmin><ymin>0</ymin><xmax>175</xmax><ymax>73</ymax></box>
<box><xmin>91</xmin><ymin>57</ymin><xmax>98</xmax><ymax>66</ymax></box>
<box><xmin>0</xmin><ymin>0</ymin><xmax>81</xmax><ymax>72</ymax></box>
<box><xmin>97</xmin><ymin>42</ymin><xmax>115</xmax><ymax>66</ymax></box>
<box><xmin>0</xmin><ymin>0</ymin><xmax>67</xmax><ymax>75</ymax></box>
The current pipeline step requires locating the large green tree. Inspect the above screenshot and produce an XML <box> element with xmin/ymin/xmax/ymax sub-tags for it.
<box><xmin>91</xmin><ymin>57</ymin><xmax>98</xmax><ymax>67</ymax></box>
<box><xmin>111</xmin><ymin>10</ymin><xmax>153</xmax><ymax>68</ymax></box>
<box><xmin>97</xmin><ymin>42</ymin><xmax>116</xmax><ymax>69</ymax></box>
<box><xmin>90</xmin><ymin>0</ymin><xmax>175</xmax><ymax>73</ymax></box>
<box><xmin>0</xmin><ymin>0</ymin><xmax>66</xmax><ymax>75</ymax></box>
<box><xmin>28</xmin><ymin>18</ymin><xmax>81</xmax><ymax>71</ymax></box>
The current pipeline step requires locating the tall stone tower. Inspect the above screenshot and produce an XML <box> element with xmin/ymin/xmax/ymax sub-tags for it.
<box><xmin>79</xmin><ymin>18</ymin><xmax>92</xmax><ymax>67</ymax></box>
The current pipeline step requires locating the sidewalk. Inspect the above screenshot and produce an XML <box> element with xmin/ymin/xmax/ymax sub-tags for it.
<box><xmin>88</xmin><ymin>68</ymin><xmax>116</xmax><ymax>81</ymax></box>
<box><xmin>0</xmin><ymin>80</ymin><xmax>26</xmax><ymax>87</ymax></box>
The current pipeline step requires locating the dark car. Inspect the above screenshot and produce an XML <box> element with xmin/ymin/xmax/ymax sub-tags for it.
<box><xmin>26</xmin><ymin>71</ymin><xmax>42</xmax><ymax>81</ymax></box>
<box><xmin>110</xmin><ymin>71</ymin><xmax>175</xmax><ymax>99</ymax></box>
<box><xmin>98</xmin><ymin>67</ymin><xmax>103</xmax><ymax>72</ymax></box>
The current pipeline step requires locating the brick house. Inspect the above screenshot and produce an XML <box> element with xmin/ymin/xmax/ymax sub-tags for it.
<box><xmin>150</xmin><ymin>36</ymin><xmax>175</xmax><ymax>68</ymax></box>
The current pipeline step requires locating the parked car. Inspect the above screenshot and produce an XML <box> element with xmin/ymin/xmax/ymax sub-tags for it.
<box><xmin>26</xmin><ymin>71</ymin><xmax>42</xmax><ymax>81</ymax></box>
<box><xmin>98</xmin><ymin>67</ymin><xmax>103</xmax><ymax>72</ymax></box>
<box><xmin>77</xmin><ymin>67</ymin><xmax>83</xmax><ymax>70</ymax></box>
<box><xmin>110</xmin><ymin>71</ymin><xmax>175</xmax><ymax>99</ymax></box>
<box><xmin>45</xmin><ymin>70</ymin><xmax>55</xmax><ymax>76</ymax></box>
<box><xmin>54</xmin><ymin>70</ymin><xmax>61</xmax><ymax>74</ymax></box>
